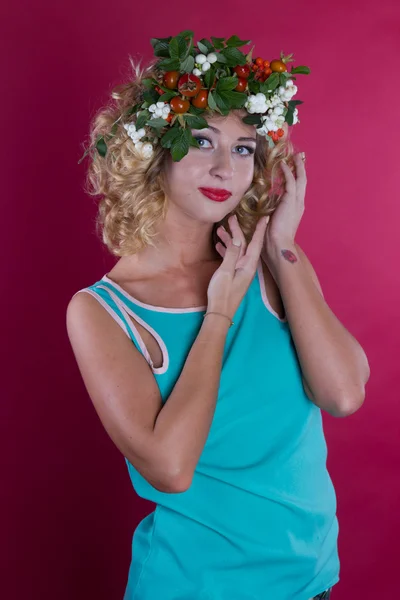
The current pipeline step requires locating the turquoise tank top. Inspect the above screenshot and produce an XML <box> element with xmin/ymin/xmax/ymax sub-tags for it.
<box><xmin>77</xmin><ymin>258</ymin><xmax>340</xmax><ymax>600</ymax></box>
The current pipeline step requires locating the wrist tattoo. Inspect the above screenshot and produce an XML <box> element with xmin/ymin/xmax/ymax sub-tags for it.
<box><xmin>281</xmin><ymin>249</ymin><xmax>298</xmax><ymax>264</ymax></box>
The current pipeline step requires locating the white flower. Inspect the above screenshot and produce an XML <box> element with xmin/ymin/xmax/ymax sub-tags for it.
<box><xmin>245</xmin><ymin>93</ymin><xmax>269</xmax><ymax>114</ymax></box>
<box><xmin>201</xmin><ymin>61</ymin><xmax>211</xmax><ymax>72</ymax></box>
<box><xmin>140</xmin><ymin>143</ymin><xmax>154</xmax><ymax>159</ymax></box>
<box><xmin>193</xmin><ymin>68</ymin><xmax>202</xmax><ymax>76</ymax></box>
<box><xmin>207</xmin><ymin>52</ymin><xmax>218</xmax><ymax>64</ymax></box>
<box><xmin>148</xmin><ymin>101</ymin><xmax>171</xmax><ymax>119</ymax></box>
<box><xmin>278</xmin><ymin>79</ymin><xmax>298</xmax><ymax>101</ymax></box>
<box><xmin>195</xmin><ymin>53</ymin><xmax>207</xmax><ymax>64</ymax></box>
<box><xmin>271</xmin><ymin>105</ymin><xmax>284</xmax><ymax>116</ymax></box>
<box><xmin>123</xmin><ymin>122</ymin><xmax>147</xmax><ymax>143</ymax></box>
<box><xmin>292</xmin><ymin>107</ymin><xmax>299</xmax><ymax>125</ymax></box>
<box><xmin>133</xmin><ymin>141</ymin><xmax>154</xmax><ymax>159</ymax></box>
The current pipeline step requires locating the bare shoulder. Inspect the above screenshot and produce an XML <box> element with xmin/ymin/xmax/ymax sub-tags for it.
<box><xmin>65</xmin><ymin>291</ymin><xmax>180</xmax><ymax>493</ymax></box>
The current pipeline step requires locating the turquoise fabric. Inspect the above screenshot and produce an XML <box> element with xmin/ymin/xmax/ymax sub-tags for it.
<box><xmin>82</xmin><ymin>263</ymin><xmax>340</xmax><ymax>600</ymax></box>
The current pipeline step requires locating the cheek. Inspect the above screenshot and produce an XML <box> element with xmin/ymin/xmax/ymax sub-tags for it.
<box><xmin>236</xmin><ymin>160</ymin><xmax>254</xmax><ymax>189</ymax></box>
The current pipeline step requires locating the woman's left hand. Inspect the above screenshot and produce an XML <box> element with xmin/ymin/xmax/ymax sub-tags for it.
<box><xmin>215</xmin><ymin>152</ymin><xmax>307</xmax><ymax>269</ymax></box>
<box><xmin>264</xmin><ymin>151</ymin><xmax>307</xmax><ymax>254</ymax></box>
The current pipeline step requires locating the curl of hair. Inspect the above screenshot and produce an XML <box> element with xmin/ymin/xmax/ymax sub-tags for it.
<box><xmin>82</xmin><ymin>56</ymin><xmax>301</xmax><ymax>257</ymax></box>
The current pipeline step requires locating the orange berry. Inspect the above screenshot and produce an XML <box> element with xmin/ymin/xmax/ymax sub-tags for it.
<box><xmin>277</xmin><ymin>129</ymin><xmax>284</xmax><ymax>137</ymax></box>
<box><xmin>263</xmin><ymin>60</ymin><xmax>270</xmax><ymax>68</ymax></box>
<box><xmin>255</xmin><ymin>57</ymin><xmax>264</xmax><ymax>67</ymax></box>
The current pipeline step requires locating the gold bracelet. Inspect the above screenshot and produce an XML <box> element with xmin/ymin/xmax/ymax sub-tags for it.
<box><xmin>203</xmin><ymin>311</ymin><xmax>234</xmax><ymax>327</ymax></box>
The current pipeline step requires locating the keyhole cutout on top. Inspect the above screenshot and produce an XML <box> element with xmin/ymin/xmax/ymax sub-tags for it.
<box><xmin>126</xmin><ymin>314</ymin><xmax>164</xmax><ymax>369</ymax></box>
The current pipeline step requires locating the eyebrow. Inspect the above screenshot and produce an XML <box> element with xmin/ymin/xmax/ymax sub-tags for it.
<box><xmin>197</xmin><ymin>124</ymin><xmax>257</xmax><ymax>143</ymax></box>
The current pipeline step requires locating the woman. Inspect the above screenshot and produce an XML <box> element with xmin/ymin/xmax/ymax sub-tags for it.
<box><xmin>67</xmin><ymin>33</ymin><xmax>370</xmax><ymax>600</ymax></box>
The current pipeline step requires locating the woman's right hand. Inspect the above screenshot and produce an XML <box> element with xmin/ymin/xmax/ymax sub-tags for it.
<box><xmin>206</xmin><ymin>214</ymin><xmax>270</xmax><ymax>319</ymax></box>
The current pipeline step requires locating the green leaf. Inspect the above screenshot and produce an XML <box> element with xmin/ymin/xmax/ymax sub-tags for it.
<box><xmin>260</xmin><ymin>72</ymin><xmax>280</xmax><ymax>93</ymax></box>
<box><xmin>219</xmin><ymin>46</ymin><xmax>247</xmax><ymax>67</ymax></box>
<box><xmin>218</xmin><ymin>90</ymin><xmax>247</xmax><ymax>109</ymax></box>
<box><xmin>110</xmin><ymin>123</ymin><xmax>119</xmax><ymax>135</ymax></box>
<box><xmin>196</xmin><ymin>40</ymin><xmax>209</xmax><ymax>55</ymax></box>
<box><xmin>207</xmin><ymin>91</ymin><xmax>222</xmax><ymax>113</ymax></box>
<box><xmin>180</xmin><ymin>55</ymin><xmax>195</xmax><ymax>73</ymax></box>
<box><xmin>141</xmin><ymin>78</ymin><xmax>154</xmax><ymax>89</ymax></box>
<box><xmin>146</xmin><ymin>117</ymin><xmax>169</xmax><ymax>129</ymax></box>
<box><xmin>242</xmin><ymin>114</ymin><xmax>262</xmax><ymax>126</ymax></box>
<box><xmin>197</xmin><ymin>38</ymin><xmax>214</xmax><ymax>53</ymax></box>
<box><xmin>288</xmin><ymin>100</ymin><xmax>303</xmax><ymax>107</ymax></box>
<box><xmin>158</xmin><ymin>91</ymin><xmax>178</xmax><ymax>102</ymax></box>
<box><xmin>150</xmin><ymin>36</ymin><xmax>171</xmax><ymax>49</ymax></box>
<box><xmin>285</xmin><ymin>108</ymin><xmax>294</xmax><ymax>126</ymax></box>
<box><xmin>157</xmin><ymin>57</ymin><xmax>180</xmax><ymax>71</ymax></box>
<box><xmin>183</xmin><ymin>113</ymin><xmax>209</xmax><ymax>129</ymax></box>
<box><xmin>96</xmin><ymin>136</ymin><xmax>107</xmax><ymax>157</ymax></box>
<box><xmin>135</xmin><ymin>110</ymin><xmax>150</xmax><ymax>130</ymax></box>
<box><xmin>169</xmin><ymin>36</ymin><xmax>188</xmax><ymax>61</ymax></box>
<box><xmin>290</xmin><ymin>65</ymin><xmax>311</xmax><ymax>75</ymax></box>
<box><xmin>211</xmin><ymin>36</ymin><xmax>225</xmax><ymax>49</ymax></box>
<box><xmin>216</xmin><ymin>76</ymin><xmax>239</xmax><ymax>92</ymax></box>
<box><xmin>160</xmin><ymin>126</ymin><xmax>181</xmax><ymax>149</ymax></box>
<box><xmin>188</xmin><ymin>104</ymin><xmax>206</xmax><ymax>116</ymax></box>
<box><xmin>214</xmin><ymin>92</ymin><xmax>230</xmax><ymax>112</ymax></box>
<box><xmin>245</xmin><ymin>44</ymin><xmax>255</xmax><ymax>64</ymax></box>
<box><xmin>215</xmin><ymin>52</ymin><xmax>227</xmax><ymax>64</ymax></box>
<box><xmin>170</xmin><ymin>127</ymin><xmax>191</xmax><ymax>162</ymax></box>
<box><xmin>203</xmin><ymin>65</ymin><xmax>216</xmax><ymax>89</ymax></box>
<box><xmin>225</xmin><ymin>35</ymin><xmax>251</xmax><ymax>48</ymax></box>
<box><xmin>143</xmin><ymin>89</ymin><xmax>160</xmax><ymax>104</ymax></box>
<box><xmin>189</xmin><ymin>133</ymin><xmax>201</xmax><ymax>148</ymax></box>
<box><xmin>176</xmin><ymin>30</ymin><xmax>194</xmax><ymax>40</ymax></box>
<box><xmin>152</xmin><ymin>40</ymin><xmax>171</xmax><ymax>58</ymax></box>
<box><xmin>266</xmin><ymin>135</ymin><xmax>275</xmax><ymax>149</ymax></box>
<box><xmin>126</xmin><ymin>103</ymin><xmax>141</xmax><ymax>117</ymax></box>
<box><xmin>247</xmin><ymin>79</ymin><xmax>260</xmax><ymax>94</ymax></box>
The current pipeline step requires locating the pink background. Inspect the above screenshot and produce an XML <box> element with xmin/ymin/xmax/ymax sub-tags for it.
<box><xmin>3</xmin><ymin>0</ymin><xmax>399</xmax><ymax>598</ymax></box>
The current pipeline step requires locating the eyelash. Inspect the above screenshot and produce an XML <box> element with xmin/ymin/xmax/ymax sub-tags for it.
<box><xmin>193</xmin><ymin>136</ymin><xmax>255</xmax><ymax>156</ymax></box>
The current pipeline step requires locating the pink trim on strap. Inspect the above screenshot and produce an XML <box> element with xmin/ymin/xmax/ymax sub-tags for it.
<box><xmin>101</xmin><ymin>274</ymin><xmax>207</xmax><ymax>313</ymax></box>
<box><xmin>96</xmin><ymin>285</ymin><xmax>169</xmax><ymax>375</ymax></box>
<box><xmin>256</xmin><ymin>259</ymin><xmax>287</xmax><ymax>323</ymax></box>
<box><xmin>74</xmin><ymin>288</ymin><xmax>168</xmax><ymax>375</ymax></box>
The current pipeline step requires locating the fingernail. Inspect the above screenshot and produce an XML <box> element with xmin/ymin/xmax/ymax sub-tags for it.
<box><xmin>232</xmin><ymin>238</ymin><xmax>241</xmax><ymax>247</ymax></box>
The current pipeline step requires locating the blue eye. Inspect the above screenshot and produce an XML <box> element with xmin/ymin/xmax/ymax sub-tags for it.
<box><xmin>193</xmin><ymin>136</ymin><xmax>255</xmax><ymax>156</ymax></box>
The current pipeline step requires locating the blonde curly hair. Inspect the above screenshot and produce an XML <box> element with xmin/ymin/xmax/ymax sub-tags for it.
<box><xmin>82</xmin><ymin>56</ymin><xmax>300</xmax><ymax>257</ymax></box>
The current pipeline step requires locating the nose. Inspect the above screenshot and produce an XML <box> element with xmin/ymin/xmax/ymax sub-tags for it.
<box><xmin>209</xmin><ymin>147</ymin><xmax>235</xmax><ymax>180</ymax></box>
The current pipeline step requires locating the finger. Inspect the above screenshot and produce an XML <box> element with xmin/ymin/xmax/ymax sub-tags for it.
<box><xmin>216</xmin><ymin>225</ymin><xmax>231</xmax><ymax>246</ymax></box>
<box><xmin>228</xmin><ymin>214</ymin><xmax>247</xmax><ymax>250</ymax></box>
<box><xmin>215</xmin><ymin>241</ymin><xmax>226</xmax><ymax>258</ymax></box>
<box><xmin>280</xmin><ymin>161</ymin><xmax>296</xmax><ymax>194</ymax></box>
<box><xmin>293</xmin><ymin>152</ymin><xmax>307</xmax><ymax>191</ymax></box>
<box><xmin>217</xmin><ymin>220</ymin><xmax>246</xmax><ymax>262</ymax></box>
<box><xmin>220</xmin><ymin>236</ymin><xmax>242</xmax><ymax>276</ymax></box>
<box><xmin>242</xmin><ymin>216</ymin><xmax>270</xmax><ymax>269</ymax></box>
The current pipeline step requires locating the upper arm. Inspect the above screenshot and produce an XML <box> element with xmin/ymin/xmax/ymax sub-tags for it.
<box><xmin>293</xmin><ymin>244</ymin><xmax>324</xmax><ymax>399</ymax></box>
<box><xmin>66</xmin><ymin>291</ymin><xmax>181</xmax><ymax>493</ymax></box>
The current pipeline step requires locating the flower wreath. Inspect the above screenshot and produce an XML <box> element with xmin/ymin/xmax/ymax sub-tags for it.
<box><xmin>78</xmin><ymin>30</ymin><xmax>310</xmax><ymax>164</ymax></box>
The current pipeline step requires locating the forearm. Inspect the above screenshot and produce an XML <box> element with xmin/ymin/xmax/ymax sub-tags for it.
<box><xmin>267</xmin><ymin>242</ymin><xmax>370</xmax><ymax>417</ymax></box>
<box><xmin>153</xmin><ymin>314</ymin><xmax>230</xmax><ymax>487</ymax></box>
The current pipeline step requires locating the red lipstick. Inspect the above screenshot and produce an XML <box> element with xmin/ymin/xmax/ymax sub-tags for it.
<box><xmin>198</xmin><ymin>187</ymin><xmax>232</xmax><ymax>202</ymax></box>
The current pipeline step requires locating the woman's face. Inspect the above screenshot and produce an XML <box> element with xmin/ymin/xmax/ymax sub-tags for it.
<box><xmin>163</xmin><ymin>109</ymin><xmax>257</xmax><ymax>224</ymax></box>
